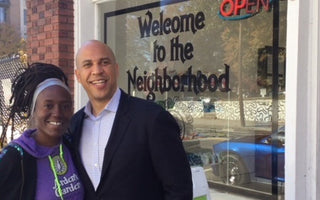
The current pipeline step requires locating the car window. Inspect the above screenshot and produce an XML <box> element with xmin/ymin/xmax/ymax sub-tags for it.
<box><xmin>261</xmin><ymin>131</ymin><xmax>285</xmax><ymax>147</ymax></box>
<box><xmin>278</xmin><ymin>131</ymin><xmax>285</xmax><ymax>147</ymax></box>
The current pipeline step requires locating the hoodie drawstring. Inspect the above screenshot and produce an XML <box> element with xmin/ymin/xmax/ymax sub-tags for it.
<box><xmin>48</xmin><ymin>144</ymin><xmax>65</xmax><ymax>200</ymax></box>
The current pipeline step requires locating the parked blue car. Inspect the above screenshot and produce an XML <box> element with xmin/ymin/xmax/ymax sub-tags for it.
<box><xmin>211</xmin><ymin>126</ymin><xmax>285</xmax><ymax>185</ymax></box>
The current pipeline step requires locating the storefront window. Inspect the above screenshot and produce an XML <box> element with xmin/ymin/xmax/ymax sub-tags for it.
<box><xmin>0</xmin><ymin>0</ymin><xmax>8</xmax><ymax>23</ymax></box>
<box><xmin>0</xmin><ymin>7</ymin><xmax>6</xmax><ymax>23</ymax></box>
<box><xmin>100</xmin><ymin>0</ymin><xmax>287</xmax><ymax>198</ymax></box>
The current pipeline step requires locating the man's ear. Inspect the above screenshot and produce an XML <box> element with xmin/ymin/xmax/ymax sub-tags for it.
<box><xmin>75</xmin><ymin>69</ymin><xmax>80</xmax><ymax>82</ymax></box>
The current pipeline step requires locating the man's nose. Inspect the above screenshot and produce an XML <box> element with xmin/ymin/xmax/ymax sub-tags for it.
<box><xmin>91</xmin><ymin>63</ymin><xmax>103</xmax><ymax>75</ymax></box>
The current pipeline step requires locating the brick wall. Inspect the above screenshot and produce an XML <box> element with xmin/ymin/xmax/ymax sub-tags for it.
<box><xmin>26</xmin><ymin>0</ymin><xmax>74</xmax><ymax>97</ymax></box>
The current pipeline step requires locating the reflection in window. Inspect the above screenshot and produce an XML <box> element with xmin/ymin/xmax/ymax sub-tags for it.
<box><xmin>0</xmin><ymin>7</ymin><xmax>5</xmax><ymax>23</ymax></box>
<box><xmin>0</xmin><ymin>0</ymin><xmax>8</xmax><ymax>23</ymax></box>
<box><xmin>102</xmin><ymin>0</ymin><xmax>287</xmax><ymax>198</ymax></box>
<box><xmin>24</xmin><ymin>9</ymin><xmax>27</xmax><ymax>25</ymax></box>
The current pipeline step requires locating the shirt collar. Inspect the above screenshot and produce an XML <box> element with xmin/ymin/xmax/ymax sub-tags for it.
<box><xmin>84</xmin><ymin>88</ymin><xmax>121</xmax><ymax>118</ymax></box>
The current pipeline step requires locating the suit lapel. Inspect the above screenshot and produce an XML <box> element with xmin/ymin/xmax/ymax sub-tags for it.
<box><xmin>71</xmin><ymin>110</ymin><xmax>97</xmax><ymax>194</ymax></box>
<box><xmin>99</xmin><ymin>91</ymin><xmax>131</xmax><ymax>182</ymax></box>
<box><xmin>72</xmin><ymin>109</ymin><xmax>85</xmax><ymax>147</ymax></box>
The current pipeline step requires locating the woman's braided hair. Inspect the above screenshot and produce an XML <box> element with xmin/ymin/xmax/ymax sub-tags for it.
<box><xmin>0</xmin><ymin>62</ymin><xmax>69</xmax><ymax>147</ymax></box>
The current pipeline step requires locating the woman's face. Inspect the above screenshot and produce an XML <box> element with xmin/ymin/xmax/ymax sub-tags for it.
<box><xmin>32</xmin><ymin>85</ymin><xmax>73</xmax><ymax>146</ymax></box>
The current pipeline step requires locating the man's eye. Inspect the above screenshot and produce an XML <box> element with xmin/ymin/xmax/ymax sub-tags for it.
<box><xmin>102</xmin><ymin>60</ymin><xmax>110</xmax><ymax>65</ymax></box>
<box><xmin>45</xmin><ymin>104</ymin><xmax>53</xmax><ymax>109</ymax></box>
<box><xmin>83</xmin><ymin>63</ymin><xmax>92</xmax><ymax>68</ymax></box>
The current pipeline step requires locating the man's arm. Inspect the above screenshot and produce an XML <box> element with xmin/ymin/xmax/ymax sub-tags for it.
<box><xmin>149</xmin><ymin>110</ymin><xmax>193</xmax><ymax>200</ymax></box>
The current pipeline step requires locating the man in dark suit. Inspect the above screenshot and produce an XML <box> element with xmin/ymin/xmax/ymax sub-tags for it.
<box><xmin>70</xmin><ymin>40</ymin><xmax>193</xmax><ymax>199</ymax></box>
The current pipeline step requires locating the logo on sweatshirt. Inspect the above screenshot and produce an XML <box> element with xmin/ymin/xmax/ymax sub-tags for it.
<box><xmin>52</xmin><ymin>155</ymin><xmax>68</xmax><ymax>175</ymax></box>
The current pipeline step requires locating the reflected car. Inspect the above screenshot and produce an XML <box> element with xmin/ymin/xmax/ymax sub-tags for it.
<box><xmin>211</xmin><ymin>126</ymin><xmax>285</xmax><ymax>185</ymax></box>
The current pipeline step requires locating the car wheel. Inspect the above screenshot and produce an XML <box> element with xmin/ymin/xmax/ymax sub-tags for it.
<box><xmin>220</xmin><ymin>153</ymin><xmax>250</xmax><ymax>185</ymax></box>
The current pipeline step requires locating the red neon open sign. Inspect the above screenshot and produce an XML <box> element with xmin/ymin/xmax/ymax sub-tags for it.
<box><xmin>219</xmin><ymin>0</ymin><xmax>272</xmax><ymax>20</ymax></box>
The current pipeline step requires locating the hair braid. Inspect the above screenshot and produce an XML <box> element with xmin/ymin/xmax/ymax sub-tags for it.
<box><xmin>0</xmin><ymin>62</ymin><xmax>69</xmax><ymax>147</ymax></box>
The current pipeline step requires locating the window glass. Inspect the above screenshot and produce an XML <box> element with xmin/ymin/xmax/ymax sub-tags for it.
<box><xmin>0</xmin><ymin>0</ymin><xmax>8</xmax><ymax>23</ymax></box>
<box><xmin>24</xmin><ymin>9</ymin><xmax>27</xmax><ymax>25</ymax></box>
<box><xmin>0</xmin><ymin>7</ymin><xmax>5</xmax><ymax>23</ymax></box>
<box><xmin>100</xmin><ymin>0</ymin><xmax>287</xmax><ymax>199</ymax></box>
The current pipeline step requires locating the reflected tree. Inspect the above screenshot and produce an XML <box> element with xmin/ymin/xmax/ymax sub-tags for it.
<box><xmin>0</xmin><ymin>23</ymin><xmax>26</xmax><ymax>57</ymax></box>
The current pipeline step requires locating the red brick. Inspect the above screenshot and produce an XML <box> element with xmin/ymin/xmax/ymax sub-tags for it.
<box><xmin>31</xmin><ymin>7</ymin><xmax>37</xmax><ymax>14</ymax></box>
<box><xmin>37</xmin><ymin>26</ymin><xmax>44</xmax><ymax>33</ymax></box>
<box><xmin>45</xmin><ymin>31</ymin><xmax>52</xmax><ymax>39</ymax></box>
<box><xmin>44</xmin><ymin>38</ymin><xmax>53</xmax><ymax>46</ymax></box>
<box><xmin>53</xmin><ymin>38</ymin><xmax>59</xmax><ymax>44</ymax></box>
<box><xmin>58</xmin><ymin>15</ymin><xmax>69</xmax><ymax>23</ymax></box>
<box><xmin>39</xmin><ymin>11</ymin><xmax>45</xmax><ymax>19</ymax></box>
<box><xmin>30</xmin><ymin>40</ymin><xmax>39</xmax><ymax>48</ymax></box>
<box><xmin>44</xmin><ymin>10</ymin><xmax>53</xmax><ymax>17</ymax></box>
<box><xmin>51</xmin><ymin>45</ymin><xmax>59</xmax><ymax>52</ymax></box>
<box><xmin>45</xmin><ymin>18</ymin><xmax>51</xmax><ymax>24</ymax></box>
<box><xmin>37</xmin><ymin>46</ymin><xmax>46</xmax><ymax>53</ymax></box>
<box><xmin>67</xmin><ymin>17</ymin><xmax>74</xmax><ymax>24</ymax></box>
<box><xmin>59</xmin><ymin>44</ymin><xmax>68</xmax><ymax>52</ymax></box>
<box><xmin>38</xmin><ymin>4</ymin><xmax>45</xmax><ymax>12</ymax></box>
<box><xmin>39</xmin><ymin>54</ymin><xmax>45</xmax><ymax>60</ymax></box>
<box><xmin>37</xmin><ymin>0</ymin><xmax>44</xmax><ymax>5</ymax></box>
<box><xmin>53</xmin><ymin>23</ymin><xmax>59</xmax><ymax>30</ymax></box>
<box><xmin>59</xmin><ymin>31</ymin><xmax>69</xmax><ymax>38</ymax></box>
<box><xmin>45</xmin><ymin>52</ymin><xmax>54</xmax><ymax>60</ymax></box>
<box><xmin>51</xmin><ymin>15</ymin><xmax>59</xmax><ymax>23</ymax></box>
<box><xmin>31</xmin><ymin>54</ymin><xmax>39</xmax><ymax>61</ymax></box>
<box><xmin>27</xmin><ymin>0</ymin><xmax>75</xmax><ymax>97</ymax></box>
<box><xmin>37</xmin><ymin>18</ymin><xmax>45</xmax><ymax>26</ymax></box>
<box><xmin>37</xmin><ymin>32</ymin><xmax>46</xmax><ymax>40</ymax></box>
<box><xmin>45</xmin><ymin>2</ymin><xmax>52</xmax><ymax>10</ymax></box>
<box><xmin>26</xmin><ymin>1</ymin><xmax>31</xmax><ymax>8</ymax></box>
<box><xmin>44</xmin><ymin>24</ymin><xmax>53</xmax><ymax>32</ymax></box>
<box><xmin>52</xmin><ymin>30</ymin><xmax>59</xmax><ymax>38</ymax></box>
<box><xmin>32</xmin><ymin>48</ymin><xmax>37</xmax><ymax>54</ymax></box>
<box><xmin>66</xmin><ymin>46</ymin><xmax>74</xmax><ymax>53</ymax></box>
<box><xmin>58</xmin><ymin>9</ymin><xmax>73</xmax><ymax>17</ymax></box>
<box><xmin>39</xmin><ymin>40</ymin><xmax>45</xmax><ymax>46</ymax></box>
<box><xmin>58</xmin><ymin>38</ymin><xmax>73</xmax><ymax>45</ymax></box>
<box><xmin>58</xmin><ymin>23</ymin><xmax>73</xmax><ymax>31</ymax></box>
<box><xmin>59</xmin><ymin>52</ymin><xmax>74</xmax><ymax>59</ymax></box>
<box><xmin>52</xmin><ymin>59</ymin><xmax>59</xmax><ymax>66</ymax></box>
<box><xmin>30</xmin><ymin>13</ymin><xmax>39</xmax><ymax>21</ymax></box>
<box><xmin>46</xmin><ymin>46</ymin><xmax>52</xmax><ymax>52</ymax></box>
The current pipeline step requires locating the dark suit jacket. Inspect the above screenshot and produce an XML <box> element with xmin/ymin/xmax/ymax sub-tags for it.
<box><xmin>69</xmin><ymin>90</ymin><xmax>193</xmax><ymax>200</ymax></box>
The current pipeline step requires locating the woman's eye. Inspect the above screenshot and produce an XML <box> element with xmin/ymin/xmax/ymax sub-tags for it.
<box><xmin>63</xmin><ymin>103</ymin><xmax>72</xmax><ymax>110</ymax></box>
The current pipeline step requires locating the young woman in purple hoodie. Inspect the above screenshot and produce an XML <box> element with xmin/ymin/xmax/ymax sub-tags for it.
<box><xmin>0</xmin><ymin>63</ymin><xmax>84</xmax><ymax>200</ymax></box>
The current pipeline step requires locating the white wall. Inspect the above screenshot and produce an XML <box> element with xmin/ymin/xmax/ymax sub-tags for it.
<box><xmin>73</xmin><ymin>0</ymin><xmax>115</xmax><ymax>109</ymax></box>
<box><xmin>285</xmin><ymin>0</ymin><xmax>320</xmax><ymax>199</ymax></box>
<box><xmin>73</xmin><ymin>0</ymin><xmax>95</xmax><ymax>110</ymax></box>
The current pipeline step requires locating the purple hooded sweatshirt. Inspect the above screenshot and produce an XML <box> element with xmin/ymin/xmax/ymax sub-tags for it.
<box><xmin>13</xmin><ymin>129</ymin><xmax>84</xmax><ymax>200</ymax></box>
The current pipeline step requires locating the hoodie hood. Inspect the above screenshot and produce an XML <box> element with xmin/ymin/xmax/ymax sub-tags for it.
<box><xmin>12</xmin><ymin>129</ymin><xmax>60</xmax><ymax>158</ymax></box>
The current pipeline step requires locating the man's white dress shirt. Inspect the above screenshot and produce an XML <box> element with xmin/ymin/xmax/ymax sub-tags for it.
<box><xmin>79</xmin><ymin>88</ymin><xmax>120</xmax><ymax>190</ymax></box>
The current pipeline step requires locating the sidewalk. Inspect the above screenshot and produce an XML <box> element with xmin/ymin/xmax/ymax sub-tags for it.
<box><xmin>209</xmin><ymin>188</ymin><xmax>260</xmax><ymax>200</ymax></box>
